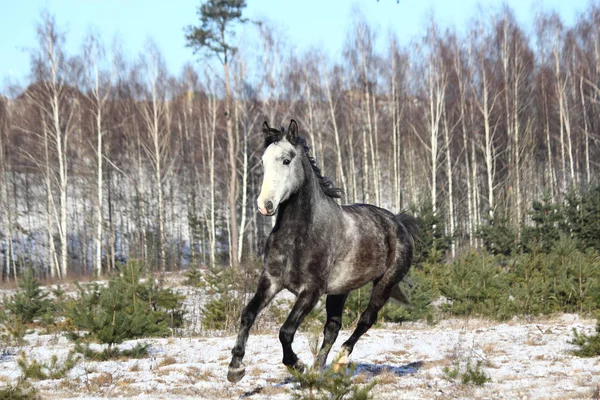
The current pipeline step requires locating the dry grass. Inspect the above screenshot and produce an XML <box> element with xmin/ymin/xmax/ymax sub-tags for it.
<box><xmin>376</xmin><ymin>369</ymin><xmax>398</xmax><ymax>385</ymax></box>
<box><xmin>248</xmin><ymin>367</ymin><xmax>264</xmax><ymax>377</ymax></box>
<box><xmin>482</xmin><ymin>343</ymin><xmax>496</xmax><ymax>354</ymax></box>
<box><xmin>423</xmin><ymin>358</ymin><xmax>453</xmax><ymax>370</ymax></box>
<box><xmin>89</xmin><ymin>372</ymin><xmax>113</xmax><ymax>388</ymax></box>
<box><xmin>498</xmin><ymin>374</ymin><xmax>521</xmax><ymax>382</ymax></box>
<box><xmin>154</xmin><ymin>368</ymin><xmax>174</xmax><ymax>377</ymax></box>
<box><xmin>353</xmin><ymin>372</ymin><xmax>371</xmax><ymax>384</ymax></box>
<box><xmin>185</xmin><ymin>366</ymin><xmax>215</xmax><ymax>382</ymax></box>
<box><xmin>389</xmin><ymin>349</ymin><xmax>409</xmax><ymax>358</ymax></box>
<box><xmin>158</xmin><ymin>356</ymin><xmax>177</xmax><ymax>367</ymax></box>
<box><xmin>258</xmin><ymin>385</ymin><xmax>288</xmax><ymax>397</ymax></box>
<box><xmin>525</xmin><ymin>333</ymin><xmax>545</xmax><ymax>346</ymax></box>
<box><xmin>129</xmin><ymin>363</ymin><xmax>141</xmax><ymax>372</ymax></box>
<box><xmin>58</xmin><ymin>377</ymin><xmax>80</xmax><ymax>391</ymax></box>
<box><xmin>116</xmin><ymin>378</ymin><xmax>135</xmax><ymax>387</ymax></box>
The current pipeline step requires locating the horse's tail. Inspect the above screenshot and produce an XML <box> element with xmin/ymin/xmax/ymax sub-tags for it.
<box><xmin>396</xmin><ymin>211</ymin><xmax>419</xmax><ymax>251</ymax></box>
<box><xmin>390</xmin><ymin>283</ymin><xmax>411</xmax><ymax>304</ymax></box>
<box><xmin>391</xmin><ymin>211</ymin><xmax>419</xmax><ymax>305</ymax></box>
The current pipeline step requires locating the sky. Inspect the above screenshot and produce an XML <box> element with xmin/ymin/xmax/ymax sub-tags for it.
<box><xmin>0</xmin><ymin>0</ymin><xmax>591</xmax><ymax>89</ymax></box>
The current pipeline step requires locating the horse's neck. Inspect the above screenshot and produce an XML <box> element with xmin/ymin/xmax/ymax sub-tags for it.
<box><xmin>275</xmin><ymin>177</ymin><xmax>335</xmax><ymax>232</ymax></box>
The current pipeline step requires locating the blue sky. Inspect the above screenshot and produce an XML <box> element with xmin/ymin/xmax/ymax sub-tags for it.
<box><xmin>0</xmin><ymin>0</ymin><xmax>589</xmax><ymax>88</ymax></box>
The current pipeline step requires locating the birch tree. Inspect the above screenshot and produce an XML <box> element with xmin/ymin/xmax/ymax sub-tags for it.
<box><xmin>185</xmin><ymin>0</ymin><xmax>247</xmax><ymax>269</ymax></box>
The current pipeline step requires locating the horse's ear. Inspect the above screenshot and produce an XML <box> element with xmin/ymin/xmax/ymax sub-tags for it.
<box><xmin>262</xmin><ymin>121</ymin><xmax>271</xmax><ymax>136</ymax></box>
<box><xmin>287</xmin><ymin>119</ymin><xmax>298</xmax><ymax>144</ymax></box>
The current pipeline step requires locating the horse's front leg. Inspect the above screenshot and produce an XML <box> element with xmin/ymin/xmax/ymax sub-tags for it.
<box><xmin>279</xmin><ymin>289</ymin><xmax>321</xmax><ymax>371</ymax></box>
<box><xmin>228</xmin><ymin>272</ymin><xmax>281</xmax><ymax>383</ymax></box>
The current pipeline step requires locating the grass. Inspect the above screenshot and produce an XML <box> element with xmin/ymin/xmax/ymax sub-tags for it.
<box><xmin>75</xmin><ymin>342</ymin><xmax>150</xmax><ymax>361</ymax></box>
<box><xmin>443</xmin><ymin>360</ymin><xmax>490</xmax><ymax>386</ymax></box>
<box><xmin>17</xmin><ymin>351</ymin><xmax>80</xmax><ymax>380</ymax></box>
<box><xmin>0</xmin><ymin>380</ymin><xmax>39</xmax><ymax>400</ymax></box>
<box><xmin>569</xmin><ymin>322</ymin><xmax>600</xmax><ymax>357</ymax></box>
<box><xmin>288</xmin><ymin>362</ymin><xmax>377</xmax><ymax>400</ymax></box>
<box><xmin>158</xmin><ymin>356</ymin><xmax>177</xmax><ymax>367</ymax></box>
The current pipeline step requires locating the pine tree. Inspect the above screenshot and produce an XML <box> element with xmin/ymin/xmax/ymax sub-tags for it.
<box><xmin>521</xmin><ymin>190</ymin><xmax>562</xmax><ymax>253</ymax></box>
<box><xmin>4</xmin><ymin>273</ymin><xmax>52</xmax><ymax>324</ymax></box>
<box><xmin>476</xmin><ymin>211</ymin><xmax>518</xmax><ymax>256</ymax></box>
<box><xmin>66</xmin><ymin>262</ymin><xmax>184</xmax><ymax>346</ymax></box>
<box><xmin>563</xmin><ymin>185</ymin><xmax>600</xmax><ymax>252</ymax></box>
<box><xmin>411</xmin><ymin>200</ymin><xmax>452</xmax><ymax>264</ymax></box>
<box><xmin>185</xmin><ymin>0</ymin><xmax>248</xmax><ymax>269</ymax></box>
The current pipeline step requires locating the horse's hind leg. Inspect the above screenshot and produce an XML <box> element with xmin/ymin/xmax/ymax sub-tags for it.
<box><xmin>315</xmin><ymin>294</ymin><xmax>348</xmax><ymax>369</ymax></box>
<box><xmin>333</xmin><ymin>279</ymin><xmax>396</xmax><ymax>371</ymax></box>
<box><xmin>228</xmin><ymin>272</ymin><xmax>281</xmax><ymax>383</ymax></box>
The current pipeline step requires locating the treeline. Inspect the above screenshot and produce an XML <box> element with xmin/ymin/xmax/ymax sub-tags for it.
<box><xmin>1</xmin><ymin>3</ymin><xmax>600</xmax><ymax>280</ymax></box>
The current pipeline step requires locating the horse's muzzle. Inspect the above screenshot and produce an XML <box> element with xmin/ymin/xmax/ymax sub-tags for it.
<box><xmin>258</xmin><ymin>200</ymin><xmax>276</xmax><ymax>216</ymax></box>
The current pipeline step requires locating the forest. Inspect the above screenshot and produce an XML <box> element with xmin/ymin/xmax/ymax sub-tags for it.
<box><xmin>1</xmin><ymin>2</ymin><xmax>600</xmax><ymax>285</ymax></box>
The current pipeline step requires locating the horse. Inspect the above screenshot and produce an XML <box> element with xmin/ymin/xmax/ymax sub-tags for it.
<box><xmin>227</xmin><ymin>119</ymin><xmax>418</xmax><ymax>383</ymax></box>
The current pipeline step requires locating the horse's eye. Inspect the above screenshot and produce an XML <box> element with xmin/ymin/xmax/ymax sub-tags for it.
<box><xmin>283</xmin><ymin>159</ymin><xmax>291</xmax><ymax>165</ymax></box>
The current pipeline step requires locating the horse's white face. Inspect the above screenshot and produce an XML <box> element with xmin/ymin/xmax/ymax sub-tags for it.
<box><xmin>257</xmin><ymin>138</ymin><xmax>303</xmax><ymax>216</ymax></box>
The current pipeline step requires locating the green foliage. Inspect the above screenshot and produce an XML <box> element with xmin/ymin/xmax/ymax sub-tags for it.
<box><xmin>184</xmin><ymin>265</ymin><xmax>203</xmax><ymax>287</ymax></box>
<box><xmin>74</xmin><ymin>342</ymin><xmax>150</xmax><ymax>361</ymax></box>
<box><xmin>461</xmin><ymin>361</ymin><xmax>491</xmax><ymax>385</ymax></box>
<box><xmin>65</xmin><ymin>261</ymin><xmax>184</xmax><ymax>345</ymax></box>
<box><xmin>0</xmin><ymin>313</ymin><xmax>28</xmax><ymax>346</ymax></box>
<box><xmin>184</xmin><ymin>0</ymin><xmax>248</xmax><ymax>63</ymax></box>
<box><xmin>201</xmin><ymin>293</ymin><xmax>244</xmax><ymax>331</ymax></box>
<box><xmin>563</xmin><ymin>185</ymin><xmax>600</xmax><ymax>252</ymax></box>
<box><xmin>476</xmin><ymin>212</ymin><xmax>517</xmax><ymax>256</ymax></box>
<box><xmin>17</xmin><ymin>351</ymin><xmax>80</xmax><ymax>380</ymax></box>
<box><xmin>570</xmin><ymin>318</ymin><xmax>600</xmax><ymax>357</ymax></box>
<box><xmin>443</xmin><ymin>360</ymin><xmax>490</xmax><ymax>386</ymax></box>
<box><xmin>442</xmin><ymin>362</ymin><xmax>459</xmax><ymax>380</ymax></box>
<box><xmin>380</xmin><ymin>269</ymin><xmax>436</xmax><ymax>324</ymax></box>
<box><xmin>0</xmin><ymin>380</ymin><xmax>38</xmax><ymax>400</ymax></box>
<box><xmin>288</xmin><ymin>363</ymin><xmax>376</xmax><ymax>400</ymax></box>
<box><xmin>200</xmin><ymin>260</ymin><xmax>262</xmax><ymax>331</ymax></box>
<box><xmin>3</xmin><ymin>273</ymin><xmax>53</xmax><ymax>324</ymax></box>
<box><xmin>521</xmin><ymin>190</ymin><xmax>562</xmax><ymax>253</ymax></box>
<box><xmin>412</xmin><ymin>244</ymin><xmax>600</xmax><ymax>320</ymax></box>
<box><xmin>436</xmin><ymin>251</ymin><xmax>515</xmax><ymax>320</ymax></box>
<box><xmin>343</xmin><ymin>286</ymin><xmax>372</xmax><ymax>329</ymax></box>
<box><xmin>411</xmin><ymin>201</ymin><xmax>452</xmax><ymax>264</ymax></box>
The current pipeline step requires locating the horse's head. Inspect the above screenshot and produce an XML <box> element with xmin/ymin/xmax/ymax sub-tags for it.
<box><xmin>257</xmin><ymin>120</ymin><xmax>304</xmax><ymax>216</ymax></box>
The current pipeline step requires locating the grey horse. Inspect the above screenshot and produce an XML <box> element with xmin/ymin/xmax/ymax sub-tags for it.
<box><xmin>227</xmin><ymin>119</ymin><xmax>418</xmax><ymax>383</ymax></box>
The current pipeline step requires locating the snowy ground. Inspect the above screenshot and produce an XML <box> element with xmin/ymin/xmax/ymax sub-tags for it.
<box><xmin>1</xmin><ymin>310</ymin><xmax>598</xmax><ymax>399</ymax></box>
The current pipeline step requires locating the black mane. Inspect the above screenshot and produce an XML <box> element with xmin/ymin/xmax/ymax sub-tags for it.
<box><xmin>263</xmin><ymin>127</ymin><xmax>343</xmax><ymax>199</ymax></box>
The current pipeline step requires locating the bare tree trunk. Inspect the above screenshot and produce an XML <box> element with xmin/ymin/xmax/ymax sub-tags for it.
<box><xmin>541</xmin><ymin>73</ymin><xmax>556</xmax><ymax>199</ymax></box>
<box><xmin>324</xmin><ymin>70</ymin><xmax>348</xmax><ymax>196</ymax></box>
<box><xmin>443</xmin><ymin>108</ymin><xmax>455</xmax><ymax>257</ymax></box>
<box><xmin>580</xmin><ymin>76</ymin><xmax>591</xmax><ymax>184</ymax></box>
<box><xmin>224</xmin><ymin>61</ymin><xmax>239</xmax><ymax>270</ymax></box>
<box><xmin>0</xmin><ymin>105</ymin><xmax>15</xmax><ymax>280</ymax></box>
<box><xmin>458</xmin><ymin>40</ymin><xmax>474</xmax><ymax>246</ymax></box>
<box><xmin>370</xmin><ymin>94</ymin><xmax>381</xmax><ymax>206</ymax></box>
<box><xmin>207</xmin><ymin>86</ymin><xmax>217</xmax><ymax>267</ymax></box>
<box><xmin>237</xmin><ymin>100</ymin><xmax>248</xmax><ymax>263</ymax></box>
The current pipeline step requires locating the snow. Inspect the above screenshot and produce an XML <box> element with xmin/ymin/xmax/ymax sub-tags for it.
<box><xmin>0</xmin><ymin>310</ymin><xmax>598</xmax><ymax>399</ymax></box>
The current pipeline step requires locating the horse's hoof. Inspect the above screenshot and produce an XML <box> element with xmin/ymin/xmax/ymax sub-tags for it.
<box><xmin>332</xmin><ymin>348</ymin><xmax>349</xmax><ymax>373</ymax></box>
<box><xmin>227</xmin><ymin>363</ymin><xmax>246</xmax><ymax>383</ymax></box>
<box><xmin>293</xmin><ymin>359</ymin><xmax>306</xmax><ymax>373</ymax></box>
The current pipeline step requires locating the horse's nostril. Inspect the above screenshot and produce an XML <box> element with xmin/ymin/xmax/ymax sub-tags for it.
<box><xmin>266</xmin><ymin>201</ymin><xmax>274</xmax><ymax>212</ymax></box>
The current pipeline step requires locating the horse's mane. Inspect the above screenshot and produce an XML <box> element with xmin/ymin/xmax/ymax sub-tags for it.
<box><xmin>264</xmin><ymin>127</ymin><xmax>343</xmax><ymax>199</ymax></box>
